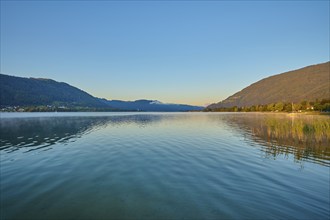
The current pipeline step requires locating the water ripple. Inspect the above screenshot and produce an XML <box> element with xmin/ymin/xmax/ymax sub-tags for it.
<box><xmin>1</xmin><ymin>113</ymin><xmax>329</xmax><ymax>219</ymax></box>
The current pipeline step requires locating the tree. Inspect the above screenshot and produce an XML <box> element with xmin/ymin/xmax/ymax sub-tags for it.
<box><xmin>267</xmin><ymin>103</ymin><xmax>275</xmax><ymax>111</ymax></box>
<box><xmin>275</xmin><ymin>102</ymin><xmax>284</xmax><ymax>111</ymax></box>
<box><xmin>293</xmin><ymin>103</ymin><xmax>302</xmax><ymax>111</ymax></box>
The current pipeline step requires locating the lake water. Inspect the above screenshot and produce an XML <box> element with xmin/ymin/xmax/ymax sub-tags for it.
<box><xmin>1</xmin><ymin>112</ymin><xmax>329</xmax><ymax>219</ymax></box>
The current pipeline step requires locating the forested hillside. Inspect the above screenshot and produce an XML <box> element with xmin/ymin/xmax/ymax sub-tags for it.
<box><xmin>207</xmin><ymin>62</ymin><xmax>330</xmax><ymax>110</ymax></box>
<box><xmin>0</xmin><ymin>74</ymin><xmax>108</xmax><ymax>108</ymax></box>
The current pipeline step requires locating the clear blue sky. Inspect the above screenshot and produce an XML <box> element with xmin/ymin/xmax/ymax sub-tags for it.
<box><xmin>1</xmin><ymin>1</ymin><xmax>329</xmax><ymax>106</ymax></box>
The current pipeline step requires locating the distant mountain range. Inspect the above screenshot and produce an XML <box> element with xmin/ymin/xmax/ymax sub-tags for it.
<box><xmin>0</xmin><ymin>74</ymin><xmax>202</xmax><ymax>111</ymax></box>
<box><xmin>2</xmin><ymin>61</ymin><xmax>328</xmax><ymax>112</ymax></box>
<box><xmin>99</xmin><ymin>99</ymin><xmax>203</xmax><ymax>112</ymax></box>
<box><xmin>207</xmin><ymin>61</ymin><xmax>330</xmax><ymax>109</ymax></box>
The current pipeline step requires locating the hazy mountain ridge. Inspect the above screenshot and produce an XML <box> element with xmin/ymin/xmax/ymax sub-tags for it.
<box><xmin>0</xmin><ymin>74</ymin><xmax>202</xmax><ymax>111</ymax></box>
<box><xmin>207</xmin><ymin>62</ymin><xmax>330</xmax><ymax>109</ymax></box>
<box><xmin>99</xmin><ymin>99</ymin><xmax>203</xmax><ymax>112</ymax></box>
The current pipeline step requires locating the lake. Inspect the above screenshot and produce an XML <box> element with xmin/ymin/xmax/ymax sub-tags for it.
<box><xmin>0</xmin><ymin>112</ymin><xmax>329</xmax><ymax>219</ymax></box>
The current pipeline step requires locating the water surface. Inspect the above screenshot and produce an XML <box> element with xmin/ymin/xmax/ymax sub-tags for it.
<box><xmin>1</xmin><ymin>112</ymin><xmax>329</xmax><ymax>219</ymax></box>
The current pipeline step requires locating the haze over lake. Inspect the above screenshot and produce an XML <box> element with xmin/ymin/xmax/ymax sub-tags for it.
<box><xmin>1</xmin><ymin>112</ymin><xmax>329</xmax><ymax>219</ymax></box>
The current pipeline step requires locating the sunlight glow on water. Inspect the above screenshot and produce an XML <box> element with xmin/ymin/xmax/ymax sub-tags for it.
<box><xmin>1</xmin><ymin>112</ymin><xmax>329</xmax><ymax>219</ymax></box>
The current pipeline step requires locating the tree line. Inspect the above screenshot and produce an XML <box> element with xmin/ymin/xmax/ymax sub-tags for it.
<box><xmin>204</xmin><ymin>99</ymin><xmax>330</xmax><ymax>112</ymax></box>
<box><xmin>0</xmin><ymin>105</ymin><xmax>121</xmax><ymax>112</ymax></box>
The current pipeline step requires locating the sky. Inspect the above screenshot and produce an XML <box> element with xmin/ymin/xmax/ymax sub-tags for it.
<box><xmin>1</xmin><ymin>1</ymin><xmax>329</xmax><ymax>106</ymax></box>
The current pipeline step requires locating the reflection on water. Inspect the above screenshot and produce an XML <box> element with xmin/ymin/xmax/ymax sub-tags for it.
<box><xmin>0</xmin><ymin>114</ymin><xmax>164</xmax><ymax>153</ymax></box>
<box><xmin>0</xmin><ymin>113</ymin><xmax>329</xmax><ymax>220</ymax></box>
<box><xmin>220</xmin><ymin>113</ymin><xmax>330</xmax><ymax>166</ymax></box>
<box><xmin>1</xmin><ymin>113</ymin><xmax>329</xmax><ymax>165</ymax></box>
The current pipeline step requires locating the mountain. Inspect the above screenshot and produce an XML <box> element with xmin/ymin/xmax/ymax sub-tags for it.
<box><xmin>99</xmin><ymin>99</ymin><xmax>203</xmax><ymax>112</ymax></box>
<box><xmin>207</xmin><ymin>62</ymin><xmax>330</xmax><ymax>109</ymax></box>
<box><xmin>0</xmin><ymin>74</ymin><xmax>108</xmax><ymax>108</ymax></box>
<box><xmin>0</xmin><ymin>74</ymin><xmax>202</xmax><ymax>111</ymax></box>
